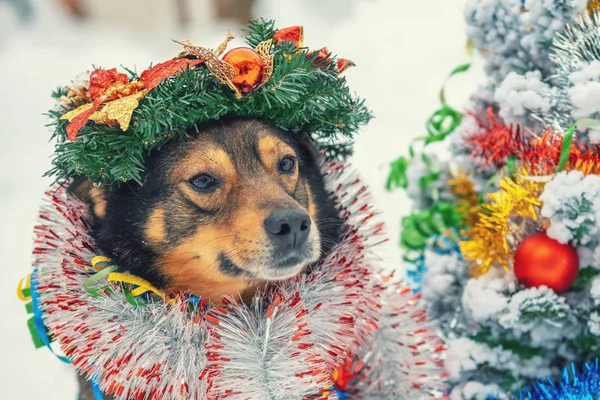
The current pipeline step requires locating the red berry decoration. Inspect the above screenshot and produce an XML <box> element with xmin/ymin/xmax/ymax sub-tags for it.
<box><xmin>513</xmin><ymin>232</ymin><xmax>579</xmax><ymax>293</ymax></box>
<box><xmin>222</xmin><ymin>47</ymin><xmax>265</xmax><ymax>94</ymax></box>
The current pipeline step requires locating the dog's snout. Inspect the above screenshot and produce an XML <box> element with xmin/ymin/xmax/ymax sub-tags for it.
<box><xmin>264</xmin><ymin>209</ymin><xmax>311</xmax><ymax>252</ymax></box>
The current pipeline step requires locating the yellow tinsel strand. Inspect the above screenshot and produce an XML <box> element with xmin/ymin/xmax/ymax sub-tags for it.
<box><xmin>459</xmin><ymin>170</ymin><xmax>543</xmax><ymax>277</ymax></box>
<box><xmin>449</xmin><ymin>175</ymin><xmax>481</xmax><ymax>229</ymax></box>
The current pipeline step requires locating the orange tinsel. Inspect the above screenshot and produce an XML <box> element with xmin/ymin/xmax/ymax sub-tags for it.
<box><xmin>461</xmin><ymin>110</ymin><xmax>600</xmax><ymax>276</ymax></box>
<box><xmin>523</xmin><ymin>129</ymin><xmax>600</xmax><ymax>175</ymax></box>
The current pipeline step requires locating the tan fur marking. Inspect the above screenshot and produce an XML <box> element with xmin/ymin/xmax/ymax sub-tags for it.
<box><xmin>89</xmin><ymin>187</ymin><xmax>107</xmax><ymax>218</ymax></box>
<box><xmin>163</xmin><ymin>258</ymin><xmax>256</xmax><ymax>304</ymax></box>
<box><xmin>145</xmin><ymin>208</ymin><xmax>167</xmax><ymax>243</ymax></box>
<box><xmin>171</xmin><ymin>142</ymin><xmax>237</xmax><ymax>183</ymax></box>
<box><xmin>305</xmin><ymin>182</ymin><xmax>321</xmax><ymax>259</ymax></box>
<box><xmin>228</xmin><ymin>203</ymin><xmax>270</xmax><ymax>250</ymax></box>
<box><xmin>305</xmin><ymin>182</ymin><xmax>318</xmax><ymax>225</ymax></box>
<box><xmin>171</xmin><ymin>142</ymin><xmax>238</xmax><ymax>212</ymax></box>
<box><xmin>159</xmin><ymin>224</ymin><xmax>258</xmax><ymax>304</ymax></box>
<box><xmin>257</xmin><ymin>136</ymin><xmax>298</xmax><ymax>193</ymax></box>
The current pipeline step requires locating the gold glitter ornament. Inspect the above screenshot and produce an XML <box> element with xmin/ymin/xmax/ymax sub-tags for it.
<box><xmin>61</xmin><ymin>103</ymin><xmax>95</xmax><ymax>123</ymax></box>
<box><xmin>96</xmin><ymin>80</ymin><xmax>145</xmax><ymax>104</ymax></box>
<box><xmin>47</xmin><ymin>20</ymin><xmax>372</xmax><ymax>184</ymax></box>
<box><xmin>255</xmin><ymin>39</ymin><xmax>274</xmax><ymax>84</ymax></box>
<box><xmin>174</xmin><ymin>32</ymin><xmax>242</xmax><ymax>98</ymax></box>
<box><xmin>88</xmin><ymin>90</ymin><xmax>148</xmax><ymax>131</ymax></box>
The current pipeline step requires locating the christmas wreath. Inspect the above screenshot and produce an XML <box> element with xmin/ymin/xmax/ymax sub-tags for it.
<box><xmin>47</xmin><ymin>19</ymin><xmax>371</xmax><ymax>185</ymax></box>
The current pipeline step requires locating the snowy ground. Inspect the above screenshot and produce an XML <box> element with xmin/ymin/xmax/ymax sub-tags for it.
<box><xmin>0</xmin><ymin>0</ymin><xmax>481</xmax><ymax>397</ymax></box>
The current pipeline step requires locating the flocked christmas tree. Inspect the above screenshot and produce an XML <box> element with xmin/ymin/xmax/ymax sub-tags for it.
<box><xmin>388</xmin><ymin>1</ymin><xmax>600</xmax><ymax>398</ymax></box>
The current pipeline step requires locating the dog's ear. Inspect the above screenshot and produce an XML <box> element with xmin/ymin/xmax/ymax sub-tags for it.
<box><xmin>297</xmin><ymin>133</ymin><xmax>321</xmax><ymax>163</ymax></box>
<box><xmin>68</xmin><ymin>177</ymin><xmax>93</xmax><ymax>202</ymax></box>
<box><xmin>68</xmin><ymin>177</ymin><xmax>108</xmax><ymax>218</ymax></box>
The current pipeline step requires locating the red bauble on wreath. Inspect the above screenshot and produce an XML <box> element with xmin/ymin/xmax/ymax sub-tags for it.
<box><xmin>513</xmin><ymin>232</ymin><xmax>579</xmax><ymax>293</ymax></box>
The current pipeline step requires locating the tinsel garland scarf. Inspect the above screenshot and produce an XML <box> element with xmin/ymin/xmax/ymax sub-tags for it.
<box><xmin>26</xmin><ymin>161</ymin><xmax>447</xmax><ymax>400</ymax></box>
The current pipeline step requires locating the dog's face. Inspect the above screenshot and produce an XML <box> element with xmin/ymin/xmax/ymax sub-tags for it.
<box><xmin>145</xmin><ymin>121</ymin><xmax>325</xmax><ymax>298</ymax></box>
<box><xmin>72</xmin><ymin>119</ymin><xmax>341</xmax><ymax>303</ymax></box>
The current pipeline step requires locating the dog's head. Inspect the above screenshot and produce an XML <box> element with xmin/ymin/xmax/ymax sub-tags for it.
<box><xmin>70</xmin><ymin>119</ymin><xmax>342</xmax><ymax>303</ymax></box>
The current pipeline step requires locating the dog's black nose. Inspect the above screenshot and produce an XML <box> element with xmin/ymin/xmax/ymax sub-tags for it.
<box><xmin>264</xmin><ymin>209</ymin><xmax>311</xmax><ymax>252</ymax></box>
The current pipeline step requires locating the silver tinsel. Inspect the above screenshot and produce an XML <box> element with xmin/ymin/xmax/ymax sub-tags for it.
<box><xmin>31</xmin><ymin>162</ymin><xmax>448</xmax><ymax>400</ymax></box>
<box><xmin>552</xmin><ymin>11</ymin><xmax>600</xmax><ymax>67</ymax></box>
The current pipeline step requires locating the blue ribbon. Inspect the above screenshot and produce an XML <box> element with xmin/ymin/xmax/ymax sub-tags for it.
<box><xmin>30</xmin><ymin>269</ymin><xmax>70</xmax><ymax>364</ymax></box>
<box><xmin>332</xmin><ymin>388</ymin><xmax>347</xmax><ymax>400</ymax></box>
<box><xmin>31</xmin><ymin>269</ymin><xmax>105</xmax><ymax>399</ymax></box>
<box><xmin>91</xmin><ymin>376</ymin><xmax>104</xmax><ymax>400</ymax></box>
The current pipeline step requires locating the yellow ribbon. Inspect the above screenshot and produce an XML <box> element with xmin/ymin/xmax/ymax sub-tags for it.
<box><xmin>92</xmin><ymin>257</ymin><xmax>176</xmax><ymax>305</ymax></box>
<box><xmin>91</xmin><ymin>255</ymin><xmax>112</xmax><ymax>271</ymax></box>
<box><xmin>16</xmin><ymin>274</ymin><xmax>31</xmax><ymax>301</ymax></box>
<box><xmin>107</xmin><ymin>272</ymin><xmax>165</xmax><ymax>299</ymax></box>
<box><xmin>22</xmin><ymin>255</ymin><xmax>176</xmax><ymax>307</ymax></box>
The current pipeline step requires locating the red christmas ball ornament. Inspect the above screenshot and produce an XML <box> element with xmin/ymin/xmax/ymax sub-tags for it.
<box><xmin>222</xmin><ymin>47</ymin><xmax>265</xmax><ymax>94</ymax></box>
<box><xmin>513</xmin><ymin>232</ymin><xmax>579</xmax><ymax>293</ymax></box>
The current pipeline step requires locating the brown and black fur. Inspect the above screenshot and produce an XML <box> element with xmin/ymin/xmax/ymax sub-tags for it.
<box><xmin>70</xmin><ymin>119</ymin><xmax>342</xmax><ymax>304</ymax></box>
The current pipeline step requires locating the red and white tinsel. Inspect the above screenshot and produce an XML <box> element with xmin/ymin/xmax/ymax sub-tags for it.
<box><xmin>31</xmin><ymin>162</ymin><xmax>448</xmax><ymax>399</ymax></box>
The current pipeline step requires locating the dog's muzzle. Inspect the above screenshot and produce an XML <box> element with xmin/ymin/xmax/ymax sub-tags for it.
<box><xmin>264</xmin><ymin>208</ymin><xmax>312</xmax><ymax>266</ymax></box>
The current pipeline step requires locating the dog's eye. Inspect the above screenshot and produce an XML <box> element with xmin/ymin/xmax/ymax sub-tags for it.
<box><xmin>189</xmin><ymin>174</ymin><xmax>220</xmax><ymax>192</ymax></box>
<box><xmin>277</xmin><ymin>156</ymin><xmax>296</xmax><ymax>174</ymax></box>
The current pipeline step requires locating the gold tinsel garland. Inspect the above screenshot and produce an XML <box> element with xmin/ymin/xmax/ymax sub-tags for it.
<box><xmin>459</xmin><ymin>170</ymin><xmax>544</xmax><ymax>277</ymax></box>
<box><xmin>449</xmin><ymin>174</ymin><xmax>480</xmax><ymax>229</ymax></box>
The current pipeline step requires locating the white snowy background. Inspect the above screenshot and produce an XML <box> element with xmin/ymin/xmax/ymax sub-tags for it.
<box><xmin>0</xmin><ymin>0</ymin><xmax>482</xmax><ymax>397</ymax></box>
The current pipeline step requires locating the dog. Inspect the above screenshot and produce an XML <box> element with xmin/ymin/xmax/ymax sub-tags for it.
<box><xmin>69</xmin><ymin>118</ymin><xmax>343</xmax><ymax>304</ymax></box>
